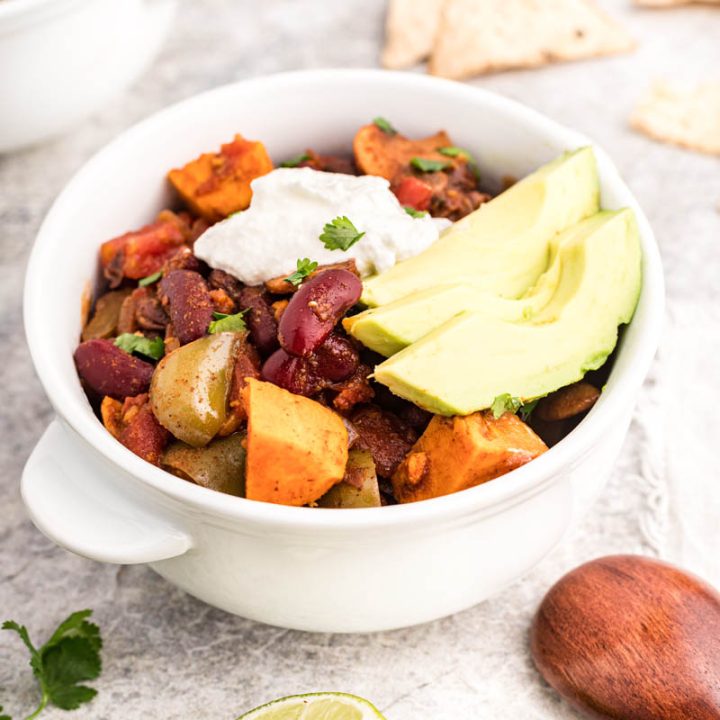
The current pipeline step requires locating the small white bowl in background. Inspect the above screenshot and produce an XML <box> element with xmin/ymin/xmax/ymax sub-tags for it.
<box><xmin>0</xmin><ymin>0</ymin><xmax>176</xmax><ymax>153</ymax></box>
<box><xmin>22</xmin><ymin>70</ymin><xmax>664</xmax><ymax>633</ymax></box>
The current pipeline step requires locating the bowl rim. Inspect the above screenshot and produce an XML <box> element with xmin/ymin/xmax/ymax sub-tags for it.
<box><xmin>24</xmin><ymin>68</ymin><xmax>665</xmax><ymax>531</ymax></box>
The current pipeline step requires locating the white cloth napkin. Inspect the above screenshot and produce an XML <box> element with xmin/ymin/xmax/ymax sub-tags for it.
<box><xmin>637</xmin><ymin>302</ymin><xmax>720</xmax><ymax>584</ymax></box>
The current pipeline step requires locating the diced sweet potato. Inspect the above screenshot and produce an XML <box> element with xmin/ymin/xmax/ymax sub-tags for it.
<box><xmin>353</xmin><ymin>124</ymin><xmax>453</xmax><ymax>181</ymax></box>
<box><xmin>168</xmin><ymin>134</ymin><xmax>273</xmax><ymax>222</ymax></box>
<box><xmin>243</xmin><ymin>378</ymin><xmax>348</xmax><ymax>506</ymax></box>
<box><xmin>100</xmin><ymin>219</ymin><xmax>186</xmax><ymax>282</ymax></box>
<box><xmin>392</xmin><ymin>411</ymin><xmax>547</xmax><ymax>503</ymax></box>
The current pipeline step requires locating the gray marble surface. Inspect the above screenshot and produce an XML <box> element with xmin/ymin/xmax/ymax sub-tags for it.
<box><xmin>1</xmin><ymin>1</ymin><xmax>719</xmax><ymax>718</ymax></box>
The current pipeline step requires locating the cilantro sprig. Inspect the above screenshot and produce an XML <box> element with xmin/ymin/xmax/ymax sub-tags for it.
<box><xmin>491</xmin><ymin>393</ymin><xmax>539</xmax><ymax>421</ymax></box>
<box><xmin>280</xmin><ymin>153</ymin><xmax>310</xmax><ymax>168</ymax></box>
<box><xmin>285</xmin><ymin>258</ymin><xmax>319</xmax><ymax>287</ymax></box>
<box><xmin>403</xmin><ymin>206</ymin><xmax>428</xmax><ymax>218</ymax></box>
<box><xmin>373</xmin><ymin>117</ymin><xmax>397</xmax><ymax>135</ymax></box>
<box><xmin>410</xmin><ymin>157</ymin><xmax>451</xmax><ymax>173</ymax></box>
<box><xmin>208</xmin><ymin>310</ymin><xmax>248</xmax><ymax>334</ymax></box>
<box><xmin>114</xmin><ymin>333</ymin><xmax>165</xmax><ymax>361</ymax></box>
<box><xmin>138</xmin><ymin>270</ymin><xmax>163</xmax><ymax>287</ymax></box>
<box><xmin>2</xmin><ymin>609</ymin><xmax>102</xmax><ymax>719</ymax></box>
<box><xmin>319</xmin><ymin>216</ymin><xmax>365</xmax><ymax>252</ymax></box>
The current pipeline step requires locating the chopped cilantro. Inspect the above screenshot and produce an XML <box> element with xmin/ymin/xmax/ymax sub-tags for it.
<box><xmin>319</xmin><ymin>216</ymin><xmax>365</xmax><ymax>252</ymax></box>
<box><xmin>518</xmin><ymin>398</ymin><xmax>540</xmax><ymax>421</ymax></box>
<box><xmin>403</xmin><ymin>206</ymin><xmax>428</xmax><ymax>218</ymax></box>
<box><xmin>373</xmin><ymin>117</ymin><xmax>397</xmax><ymax>135</ymax></box>
<box><xmin>438</xmin><ymin>145</ymin><xmax>473</xmax><ymax>161</ymax></box>
<box><xmin>114</xmin><ymin>333</ymin><xmax>164</xmax><ymax>361</ymax></box>
<box><xmin>438</xmin><ymin>145</ymin><xmax>480</xmax><ymax>180</ymax></box>
<box><xmin>410</xmin><ymin>157</ymin><xmax>451</xmax><ymax>173</ymax></box>
<box><xmin>285</xmin><ymin>258</ymin><xmax>319</xmax><ymax>287</ymax></box>
<box><xmin>491</xmin><ymin>394</ymin><xmax>540</xmax><ymax>421</ymax></box>
<box><xmin>208</xmin><ymin>310</ymin><xmax>248</xmax><ymax>334</ymax></box>
<box><xmin>138</xmin><ymin>270</ymin><xmax>162</xmax><ymax>287</ymax></box>
<box><xmin>491</xmin><ymin>393</ymin><xmax>522</xmax><ymax>419</ymax></box>
<box><xmin>280</xmin><ymin>153</ymin><xmax>311</xmax><ymax>168</ymax></box>
<box><xmin>2</xmin><ymin>609</ymin><xmax>102</xmax><ymax>718</ymax></box>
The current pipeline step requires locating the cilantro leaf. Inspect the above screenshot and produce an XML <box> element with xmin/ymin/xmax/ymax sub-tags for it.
<box><xmin>438</xmin><ymin>145</ymin><xmax>474</xmax><ymax>161</ymax></box>
<box><xmin>403</xmin><ymin>206</ymin><xmax>428</xmax><ymax>218</ymax></box>
<box><xmin>518</xmin><ymin>398</ymin><xmax>540</xmax><ymax>422</ymax></box>
<box><xmin>373</xmin><ymin>117</ymin><xmax>397</xmax><ymax>135</ymax></box>
<box><xmin>138</xmin><ymin>270</ymin><xmax>162</xmax><ymax>287</ymax></box>
<box><xmin>491</xmin><ymin>394</ymin><xmax>540</xmax><ymax>421</ymax></box>
<box><xmin>437</xmin><ymin>146</ymin><xmax>481</xmax><ymax>182</ymax></box>
<box><xmin>319</xmin><ymin>216</ymin><xmax>365</xmax><ymax>252</ymax></box>
<box><xmin>285</xmin><ymin>258</ymin><xmax>319</xmax><ymax>287</ymax></box>
<box><xmin>208</xmin><ymin>310</ymin><xmax>248</xmax><ymax>334</ymax></box>
<box><xmin>410</xmin><ymin>157</ymin><xmax>451</xmax><ymax>173</ymax></box>
<box><xmin>491</xmin><ymin>393</ymin><xmax>522</xmax><ymax>419</ymax></box>
<box><xmin>2</xmin><ymin>609</ymin><xmax>102</xmax><ymax>719</ymax></box>
<box><xmin>280</xmin><ymin>152</ymin><xmax>310</xmax><ymax>168</ymax></box>
<box><xmin>114</xmin><ymin>333</ymin><xmax>165</xmax><ymax>361</ymax></box>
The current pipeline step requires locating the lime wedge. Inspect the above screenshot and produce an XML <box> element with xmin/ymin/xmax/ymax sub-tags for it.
<box><xmin>238</xmin><ymin>693</ymin><xmax>386</xmax><ymax>720</ymax></box>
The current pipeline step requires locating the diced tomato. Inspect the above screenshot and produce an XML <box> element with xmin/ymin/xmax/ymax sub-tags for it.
<box><xmin>392</xmin><ymin>176</ymin><xmax>433</xmax><ymax>212</ymax></box>
<box><xmin>100</xmin><ymin>220</ymin><xmax>186</xmax><ymax>280</ymax></box>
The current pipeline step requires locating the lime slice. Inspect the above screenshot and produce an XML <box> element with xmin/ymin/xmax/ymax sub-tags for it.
<box><xmin>238</xmin><ymin>693</ymin><xmax>386</xmax><ymax>720</ymax></box>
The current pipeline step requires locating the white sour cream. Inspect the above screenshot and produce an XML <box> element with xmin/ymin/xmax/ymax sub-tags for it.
<box><xmin>193</xmin><ymin>167</ymin><xmax>449</xmax><ymax>285</ymax></box>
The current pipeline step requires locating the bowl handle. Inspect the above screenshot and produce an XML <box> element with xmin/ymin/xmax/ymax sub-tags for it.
<box><xmin>22</xmin><ymin>420</ymin><xmax>192</xmax><ymax>564</ymax></box>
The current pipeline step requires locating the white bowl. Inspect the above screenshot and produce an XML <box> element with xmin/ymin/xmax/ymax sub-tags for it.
<box><xmin>22</xmin><ymin>69</ymin><xmax>664</xmax><ymax>633</ymax></box>
<box><xmin>0</xmin><ymin>0</ymin><xmax>176</xmax><ymax>152</ymax></box>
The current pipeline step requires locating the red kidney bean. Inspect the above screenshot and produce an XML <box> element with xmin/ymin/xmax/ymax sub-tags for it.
<box><xmin>119</xmin><ymin>404</ymin><xmax>169</xmax><ymax>465</ymax></box>
<box><xmin>261</xmin><ymin>348</ymin><xmax>324</xmax><ymax>397</ymax></box>
<box><xmin>158</xmin><ymin>270</ymin><xmax>213</xmax><ymax>345</ymax></box>
<box><xmin>310</xmin><ymin>333</ymin><xmax>359</xmax><ymax>382</ymax></box>
<box><xmin>237</xmin><ymin>286</ymin><xmax>279</xmax><ymax>355</ymax></box>
<box><xmin>74</xmin><ymin>339</ymin><xmax>154</xmax><ymax>399</ymax></box>
<box><xmin>278</xmin><ymin>269</ymin><xmax>362</xmax><ymax>357</ymax></box>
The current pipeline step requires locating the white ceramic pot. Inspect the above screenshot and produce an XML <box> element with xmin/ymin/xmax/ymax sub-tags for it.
<box><xmin>0</xmin><ymin>0</ymin><xmax>176</xmax><ymax>152</ymax></box>
<box><xmin>22</xmin><ymin>70</ymin><xmax>664</xmax><ymax>633</ymax></box>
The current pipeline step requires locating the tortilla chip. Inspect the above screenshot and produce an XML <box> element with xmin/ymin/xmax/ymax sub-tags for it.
<box><xmin>635</xmin><ymin>0</ymin><xmax>720</xmax><ymax>6</ymax></box>
<box><xmin>381</xmin><ymin>0</ymin><xmax>446</xmax><ymax>69</ymax></box>
<box><xmin>429</xmin><ymin>0</ymin><xmax>635</xmax><ymax>79</ymax></box>
<box><xmin>631</xmin><ymin>82</ymin><xmax>720</xmax><ymax>155</ymax></box>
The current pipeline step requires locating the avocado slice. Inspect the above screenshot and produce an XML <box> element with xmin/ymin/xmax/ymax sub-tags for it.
<box><xmin>373</xmin><ymin>209</ymin><xmax>642</xmax><ymax>416</ymax></box>
<box><xmin>345</xmin><ymin>242</ymin><xmax>563</xmax><ymax>356</ymax></box>
<box><xmin>361</xmin><ymin>146</ymin><xmax>600</xmax><ymax>308</ymax></box>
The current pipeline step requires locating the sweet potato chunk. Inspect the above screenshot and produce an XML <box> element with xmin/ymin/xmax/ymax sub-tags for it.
<box><xmin>243</xmin><ymin>378</ymin><xmax>348</xmax><ymax>506</ymax></box>
<box><xmin>353</xmin><ymin>124</ymin><xmax>453</xmax><ymax>181</ymax></box>
<box><xmin>168</xmin><ymin>134</ymin><xmax>273</xmax><ymax>222</ymax></box>
<box><xmin>392</xmin><ymin>411</ymin><xmax>547</xmax><ymax>503</ymax></box>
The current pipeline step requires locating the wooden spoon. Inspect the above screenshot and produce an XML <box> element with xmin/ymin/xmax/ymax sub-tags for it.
<box><xmin>531</xmin><ymin>555</ymin><xmax>720</xmax><ymax>719</ymax></box>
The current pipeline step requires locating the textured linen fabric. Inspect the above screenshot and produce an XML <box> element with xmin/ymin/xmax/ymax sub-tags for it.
<box><xmin>1</xmin><ymin>1</ymin><xmax>719</xmax><ymax>718</ymax></box>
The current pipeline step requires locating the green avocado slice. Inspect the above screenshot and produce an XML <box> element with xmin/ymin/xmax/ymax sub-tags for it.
<box><xmin>361</xmin><ymin>146</ymin><xmax>600</xmax><ymax>308</ymax></box>
<box><xmin>373</xmin><ymin>209</ymin><xmax>642</xmax><ymax>416</ymax></box>
<box><xmin>345</xmin><ymin>241</ymin><xmax>563</xmax><ymax>356</ymax></box>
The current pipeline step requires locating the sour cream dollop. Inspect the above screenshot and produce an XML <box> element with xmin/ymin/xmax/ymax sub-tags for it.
<box><xmin>193</xmin><ymin>167</ymin><xmax>449</xmax><ymax>285</ymax></box>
